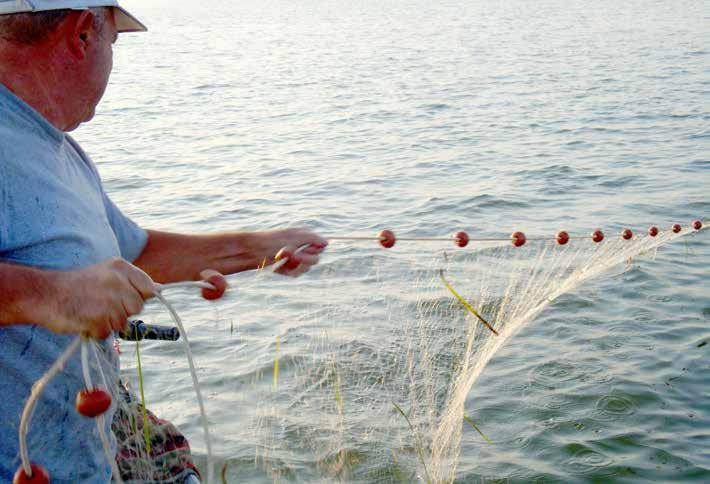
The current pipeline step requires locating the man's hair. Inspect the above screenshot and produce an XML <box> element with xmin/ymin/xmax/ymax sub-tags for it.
<box><xmin>0</xmin><ymin>8</ymin><xmax>108</xmax><ymax>45</ymax></box>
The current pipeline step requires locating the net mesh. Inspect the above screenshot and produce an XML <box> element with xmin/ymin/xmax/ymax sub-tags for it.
<box><xmin>210</xmin><ymin>226</ymin><xmax>699</xmax><ymax>482</ymax></box>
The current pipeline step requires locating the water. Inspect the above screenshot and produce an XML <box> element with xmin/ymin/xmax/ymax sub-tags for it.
<box><xmin>74</xmin><ymin>0</ymin><xmax>709</xmax><ymax>481</ymax></box>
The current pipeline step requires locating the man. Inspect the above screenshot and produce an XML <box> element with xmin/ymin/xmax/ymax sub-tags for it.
<box><xmin>0</xmin><ymin>1</ymin><xmax>327</xmax><ymax>481</ymax></box>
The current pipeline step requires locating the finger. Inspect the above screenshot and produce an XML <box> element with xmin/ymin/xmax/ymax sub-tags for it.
<box><xmin>81</xmin><ymin>309</ymin><xmax>112</xmax><ymax>339</ymax></box>
<box><xmin>90</xmin><ymin>319</ymin><xmax>113</xmax><ymax>340</ymax></box>
<box><xmin>274</xmin><ymin>247</ymin><xmax>301</xmax><ymax>270</ymax></box>
<box><xmin>111</xmin><ymin>317</ymin><xmax>128</xmax><ymax>335</ymax></box>
<box><xmin>296</xmin><ymin>253</ymin><xmax>320</xmax><ymax>267</ymax></box>
<box><xmin>94</xmin><ymin>327</ymin><xmax>112</xmax><ymax>340</ymax></box>
<box><xmin>123</xmin><ymin>292</ymin><xmax>144</xmax><ymax>317</ymax></box>
<box><xmin>274</xmin><ymin>262</ymin><xmax>303</xmax><ymax>276</ymax></box>
<box><xmin>278</xmin><ymin>264</ymin><xmax>310</xmax><ymax>278</ymax></box>
<box><xmin>294</xmin><ymin>231</ymin><xmax>327</xmax><ymax>252</ymax></box>
<box><xmin>115</xmin><ymin>304</ymin><xmax>132</xmax><ymax>333</ymax></box>
<box><xmin>125</xmin><ymin>265</ymin><xmax>157</xmax><ymax>300</ymax></box>
<box><xmin>199</xmin><ymin>269</ymin><xmax>228</xmax><ymax>300</ymax></box>
<box><xmin>307</xmin><ymin>237</ymin><xmax>328</xmax><ymax>251</ymax></box>
<box><xmin>302</xmin><ymin>244</ymin><xmax>327</xmax><ymax>255</ymax></box>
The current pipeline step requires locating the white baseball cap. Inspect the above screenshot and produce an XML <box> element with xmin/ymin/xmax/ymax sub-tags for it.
<box><xmin>0</xmin><ymin>0</ymin><xmax>147</xmax><ymax>33</ymax></box>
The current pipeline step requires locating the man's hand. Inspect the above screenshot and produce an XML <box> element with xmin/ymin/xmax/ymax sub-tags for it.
<box><xmin>46</xmin><ymin>258</ymin><xmax>156</xmax><ymax>339</ymax></box>
<box><xmin>258</xmin><ymin>228</ymin><xmax>328</xmax><ymax>277</ymax></box>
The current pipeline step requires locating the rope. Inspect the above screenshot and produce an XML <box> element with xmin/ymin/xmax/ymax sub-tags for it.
<box><xmin>81</xmin><ymin>338</ymin><xmax>124</xmax><ymax>484</ymax></box>
<box><xmin>325</xmin><ymin>221</ymin><xmax>706</xmax><ymax>245</ymax></box>
<box><xmin>18</xmin><ymin>337</ymin><xmax>81</xmax><ymax>476</ymax></box>
<box><xmin>155</xmin><ymin>281</ymin><xmax>215</xmax><ymax>292</ymax></box>
<box><xmin>155</xmin><ymin>285</ymin><xmax>215</xmax><ymax>484</ymax></box>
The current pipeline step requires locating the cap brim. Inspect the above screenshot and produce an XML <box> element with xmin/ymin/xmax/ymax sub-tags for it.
<box><xmin>114</xmin><ymin>6</ymin><xmax>147</xmax><ymax>33</ymax></box>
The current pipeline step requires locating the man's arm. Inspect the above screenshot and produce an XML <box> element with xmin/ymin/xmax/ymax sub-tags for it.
<box><xmin>0</xmin><ymin>263</ymin><xmax>59</xmax><ymax>328</ymax></box>
<box><xmin>133</xmin><ymin>228</ymin><xmax>328</xmax><ymax>284</ymax></box>
<box><xmin>0</xmin><ymin>259</ymin><xmax>155</xmax><ymax>338</ymax></box>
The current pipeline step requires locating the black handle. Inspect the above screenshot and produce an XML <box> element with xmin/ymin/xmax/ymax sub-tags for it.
<box><xmin>119</xmin><ymin>320</ymin><xmax>181</xmax><ymax>342</ymax></box>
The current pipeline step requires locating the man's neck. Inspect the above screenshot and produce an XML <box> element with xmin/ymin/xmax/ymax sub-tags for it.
<box><xmin>0</xmin><ymin>46</ymin><xmax>70</xmax><ymax>132</ymax></box>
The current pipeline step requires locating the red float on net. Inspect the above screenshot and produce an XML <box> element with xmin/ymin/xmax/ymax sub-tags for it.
<box><xmin>75</xmin><ymin>388</ymin><xmax>112</xmax><ymax>418</ymax></box>
<box><xmin>454</xmin><ymin>231</ymin><xmax>469</xmax><ymax>248</ymax></box>
<box><xmin>378</xmin><ymin>230</ymin><xmax>396</xmax><ymax>248</ymax></box>
<box><xmin>648</xmin><ymin>226</ymin><xmax>659</xmax><ymax>237</ymax></box>
<box><xmin>556</xmin><ymin>231</ymin><xmax>570</xmax><ymax>245</ymax></box>
<box><xmin>693</xmin><ymin>220</ymin><xmax>702</xmax><ymax>230</ymax></box>
<box><xmin>511</xmin><ymin>231</ymin><xmax>526</xmax><ymax>247</ymax></box>
<box><xmin>622</xmin><ymin>229</ymin><xmax>633</xmax><ymax>240</ymax></box>
<box><xmin>672</xmin><ymin>224</ymin><xmax>682</xmax><ymax>233</ymax></box>
<box><xmin>592</xmin><ymin>229</ymin><xmax>604</xmax><ymax>243</ymax></box>
<box><xmin>13</xmin><ymin>464</ymin><xmax>49</xmax><ymax>484</ymax></box>
<box><xmin>275</xmin><ymin>248</ymin><xmax>301</xmax><ymax>270</ymax></box>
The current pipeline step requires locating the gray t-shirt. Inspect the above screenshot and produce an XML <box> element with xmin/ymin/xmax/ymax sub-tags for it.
<box><xmin>0</xmin><ymin>84</ymin><xmax>148</xmax><ymax>482</ymax></box>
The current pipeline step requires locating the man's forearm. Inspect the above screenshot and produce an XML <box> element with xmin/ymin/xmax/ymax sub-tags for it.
<box><xmin>133</xmin><ymin>230</ymin><xmax>270</xmax><ymax>284</ymax></box>
<box><xmin>0</xmin><ymin>262</ymin><xmax>58</xmax><ymax>327</ymax></box>
<box><xmin>133</xmin><ymin>228</ymin><xmax>328</xmax><ymax>284</ymax></box>
<box><xmin>0</xmin><ymin>258</ymin><xmax>158</xmax><ymax>337</ymax></box>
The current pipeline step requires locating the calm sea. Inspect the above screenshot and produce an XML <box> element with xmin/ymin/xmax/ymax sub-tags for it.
<box><xmin>76</xmin><ymin>0</ymin><xmax>709</xmax><ymax>481</ymax></box>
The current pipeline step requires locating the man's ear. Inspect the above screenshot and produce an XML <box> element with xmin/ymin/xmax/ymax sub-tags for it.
<box><xmin>65</xmin><ymin>10</ymin><xmax>97</xmax><ymax>59</ymax></box>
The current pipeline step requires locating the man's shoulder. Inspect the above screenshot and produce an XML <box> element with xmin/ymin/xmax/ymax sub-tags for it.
<box><xmin>0</xmin><ymin>119</ymin><xmax>58</xmax><ymax>159</ymax></box>
<box><xmin>0</xmin><ymin>127</ymin><xmax>57</xmax><ymax>190</ymax></box>
<box><xmin>0</xmin><ymin>121</ymin><xmax>102</xmax><ymax>212</ymax></box>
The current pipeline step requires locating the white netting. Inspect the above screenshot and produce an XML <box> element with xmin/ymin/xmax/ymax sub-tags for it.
<box><xmin>240</xmin><ymin>227</ymin><xmax>699</xmax><ymax>483</ymax></box>
<box><xmin>17</xmin><ymin>224</ymin><xmax>705</xmax><ymax>483</ymax></box>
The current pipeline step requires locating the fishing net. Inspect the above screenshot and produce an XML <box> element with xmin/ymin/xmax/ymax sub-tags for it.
<box><xmin>235</xmin><ymin>225</ymin><xmax>703</xmax><ymax>483</ymax></box>
<box><xmin>15</xmin><ymin>222</ymin><xmax>706</xmax><ymax>483</ymax></box>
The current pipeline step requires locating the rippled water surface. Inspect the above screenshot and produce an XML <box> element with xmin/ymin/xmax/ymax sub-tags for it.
<box><xmin>77</xmin><ymin>0</ymin><xmax>709</xmax><ymax>481</ymax></box>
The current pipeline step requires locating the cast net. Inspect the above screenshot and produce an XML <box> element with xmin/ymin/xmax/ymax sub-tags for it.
<box><xmin>15</xmin><ymin>222</ymin><xmax>706</xmax><ymax>483</ymax></box>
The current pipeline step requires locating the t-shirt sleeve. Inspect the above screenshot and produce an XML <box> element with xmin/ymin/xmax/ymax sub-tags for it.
<box><xmin>64</xmin><ymin>135</ymin><xmax>148</xmax><ymax>262</ymax></box>
<box><xmin>102</xmin><ymin>194</ymin><xmax>148</xmax><ymax>262</ymax></box>
<box><xmin>0</xmin><ymin>165</ymin><xmax>6</xmax><ymax>251</ymax></box>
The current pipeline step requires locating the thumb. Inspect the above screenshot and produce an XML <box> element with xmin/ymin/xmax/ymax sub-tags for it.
<box><xmin>125</xmin><ymin>264</ymin><xmax>157</xmax><ymax>300</ymax></box>
<box><xmin>199</xmin><ymin>269</ymin><xmax>228</xmax><ymax>300</ymax></box>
